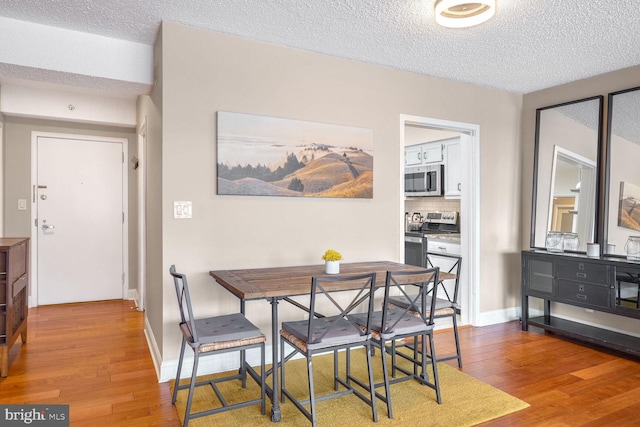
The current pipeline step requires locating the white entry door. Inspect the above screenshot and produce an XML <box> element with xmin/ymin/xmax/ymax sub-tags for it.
<box><xmin>36</xmin><ymin>136</ymin><xmax>124</xmax><ymax>305</ymax></box>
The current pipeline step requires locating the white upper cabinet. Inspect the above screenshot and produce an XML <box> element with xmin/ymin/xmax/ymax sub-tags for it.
<box><xmin>405</xmin><ymin>145</ymin><xmax>423</xmax><ymax>166</ymax></box>
<box><xmin>422</xmin><ymin>143</ymin><xmax>443</xmax><ymax>164</ymax></box>
<box><xmin>405</xmin><ymin>142</ymin><xmax>443</xmax><ymax>166</ymax></box>
<box><xmin>443</xmin><ymin>138</ymin><xmax>461</xmax><ymax>199</ymax></box>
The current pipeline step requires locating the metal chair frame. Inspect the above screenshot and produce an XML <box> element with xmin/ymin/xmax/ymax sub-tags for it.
<box><xmin>280</xmin><ymin>272</ymin><xmax>378</xmax><ymax>427</ymax></box>
<box><xmin>349</xmin><ymin>267</ymin><xmax>442</xmax><ymax>418</ymax></box>
<box><xmin>421</xmin><ymin>251</ymin><xmax>463</xmax><ymax>367</ymax></box>
<box><xmin>170</xmin><ymin>265</ymin><xmax>266</xmax><ymax>427</ymax></box>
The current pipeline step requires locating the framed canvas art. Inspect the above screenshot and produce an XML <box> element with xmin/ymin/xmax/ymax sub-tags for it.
<box><xmin>618</xmin><ymin>181</ymin><xmax>640</xmax><ymax>231</ymax></box>
<box><xmin>217</xmin><ymin>112</ymin><xmax>373</xmax><ymax>198</ymax></box>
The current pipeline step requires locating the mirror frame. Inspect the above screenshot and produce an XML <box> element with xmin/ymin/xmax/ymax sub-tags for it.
<box><xmin>604</xmin><ymin>86</ymin><xmax>640</xmax><ymax>256</ymax></box>
<box><xmin>531</xmin><ymin>95</ymin><xmax>604</xmax><ymax>251</ymax></box>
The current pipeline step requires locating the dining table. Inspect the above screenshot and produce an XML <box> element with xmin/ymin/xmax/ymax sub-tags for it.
<box><xmin>209</xmin><ymin>260</ymin><xmax>455</xmax><ymax>422</ymax></box>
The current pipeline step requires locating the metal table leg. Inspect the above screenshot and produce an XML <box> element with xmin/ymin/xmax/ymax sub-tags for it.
<box><xmin>240</xmin><ymin>299</ymin><xmax>247</xmax><ymax>380</ymax></box>
<box><xmin>270</xmin><ymin>297</ymin><xmax>281</xmax><ymax>422</ymax></box>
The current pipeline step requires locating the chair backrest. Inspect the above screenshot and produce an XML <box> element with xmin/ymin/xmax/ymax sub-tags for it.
<box><xmin>427</xmin><ymin>252</ymin><xmax>462</xmax><ymax>304</ymax></box>
<box><xmin>169</xmin><ymin>265</ymin><xmax>199</xmax><ymax>343</ymax></box>
<box><xmin>382</xmin><ymin>267</ymin><xmax>440</xmax><ymax>335</ymax></box>
<box><xmin>307</xmin><ymin>272</ymin><xmax>377</xmax><ymax>346</ymax></box>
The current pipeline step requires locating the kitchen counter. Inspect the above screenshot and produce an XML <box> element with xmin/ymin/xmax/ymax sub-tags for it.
<box><xmin>404</xmin><ymin>231</ymin><xmax>460</xmax><ymax>245</ymax></box>
<box><xmin>426</xmin><ymin>233</ymin><xmax>460</xmax><ymax>245</ymax></box>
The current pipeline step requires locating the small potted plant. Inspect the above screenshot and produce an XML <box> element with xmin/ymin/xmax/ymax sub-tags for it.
<box><xmin>322</xmin><ymin>249</ymin><xmax>343</xmax><ymax>274</ymax></box>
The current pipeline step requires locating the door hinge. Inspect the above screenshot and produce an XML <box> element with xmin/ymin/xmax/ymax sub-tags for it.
<box><xmin>122</xmin><ymin>272</ymin><xmax>125</xmax><ymax>284</ymax></box>
<box><xmin>34</xmin><ymin>218</ymin><xmax>38</xmax><ymax>227</ymax></box>
<box><xmin>122</xmin><ymin>152</ymin><xmax>125</xmax><ymax>163</ymax></box>
<box><xmin>122</xmin><ymin>212</ymin><xmax>125</xmax><ymax>223</ymax></box>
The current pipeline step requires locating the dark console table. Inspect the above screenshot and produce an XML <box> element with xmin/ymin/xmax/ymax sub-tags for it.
<box><xmin>522</xmin><ymin>250</ymin><xmax>640</xmax><ymax>356</ymax></box>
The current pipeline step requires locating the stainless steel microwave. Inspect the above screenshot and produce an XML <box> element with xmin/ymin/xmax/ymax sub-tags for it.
<box><xmin>405</xmin><ymin>164</ymin><xmax>444</xmax><ymax>197</ymax></box>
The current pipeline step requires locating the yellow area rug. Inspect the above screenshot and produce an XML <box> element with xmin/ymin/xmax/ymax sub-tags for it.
<box><xmin>170</xmin><ymin>349</ymin><xmax>529</xmax><ymax>426</ymax></box>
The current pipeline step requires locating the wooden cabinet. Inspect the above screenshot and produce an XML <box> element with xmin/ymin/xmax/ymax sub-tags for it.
<box><xmin>0</xmin><ymin>238</ymin><xmax>29</xmax><ymax>377</ymax></box>
<box><xmin>522</xmin><ymin>250</ymin><xmax>640</xmax><ymax>356</ymax></box>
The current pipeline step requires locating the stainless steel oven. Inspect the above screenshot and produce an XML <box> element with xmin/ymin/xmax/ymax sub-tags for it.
<box><xmin>404</xmin><ymin>232</ymin><xmax>427</xmax><ymax>267</ymax></box>
<box><xmin>404</xmin><ymin>164</ymin><xmax>444</xmax><ymax>197</ymax></box>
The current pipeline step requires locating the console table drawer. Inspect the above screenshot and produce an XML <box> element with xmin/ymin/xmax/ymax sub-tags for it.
<box><xmin>556</xmin><ymin>261</ymin><xmax>608</xmax><ymax>284</ymax></box>
<box><xmin>557</xmin><ymin>279</ymin><xmax>610</xmax><ymax>309</ymax></box>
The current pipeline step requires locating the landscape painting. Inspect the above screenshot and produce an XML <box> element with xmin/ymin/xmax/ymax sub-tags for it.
<box><xmin>618</xmin><ymin>181</ymin><xmax>640</xmax><ymax>231</ymax></box>
<box><xmin>216</xmin><ymin>112</ymin><xmax>373</xmax><ymax>198</ymax></box>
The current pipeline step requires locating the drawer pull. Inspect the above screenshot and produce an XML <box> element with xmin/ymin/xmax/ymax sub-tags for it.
<box><xmin>576</xmin><ymin>272</ymin><xmax>587</xmax><ymax>278</ymax></box>
<box><xmin>12</xmin><ymin>275</ymin><xmax>27</xmax><ymax>297</ymax></box>
<box><xmin>577</xmin><ymin>294</ymin><xmax>587</xmax><ymax>300</ymax></box>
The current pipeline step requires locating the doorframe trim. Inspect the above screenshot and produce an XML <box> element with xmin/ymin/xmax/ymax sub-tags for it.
<box><xmin>400</xmin><ymin>115</ymin><xmax>481</xmax><ymax>327</ymax></box>
<box><xmin>136</xmin><ymin>119</ymin><xmax>147</xmax><ymax>311</ymax></box>
<box><xmin>29</xmin><ymin>131</ymin><xmax>129</xmax><ymax>307</ymax></box>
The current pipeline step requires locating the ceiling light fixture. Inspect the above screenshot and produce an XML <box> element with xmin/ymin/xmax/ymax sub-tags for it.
<box><xmin>435</xmin><ymin>0</ymin><xmax>496</xmax><ymax>28</ymax></box>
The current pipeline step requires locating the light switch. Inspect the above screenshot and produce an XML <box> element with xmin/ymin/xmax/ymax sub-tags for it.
<box><xmin>173</xmin><ymin>201</ymin><xmax>192</xmax><ymax>219</ymax></box>
<box><xmin>18</xmin><ymin>199</ymin><xmax>27</xmax><ymax>211</ymax></box>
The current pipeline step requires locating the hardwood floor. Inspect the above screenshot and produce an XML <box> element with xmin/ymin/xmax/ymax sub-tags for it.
<box><xmin>0</xmin><ymin>300</ymin><xmax>179</xmax><ymax>426</ymax></box>
<box><xmin>2</xmin><ymin>300</ymin><xmax>640</xmax><ymax>426</ymax></box>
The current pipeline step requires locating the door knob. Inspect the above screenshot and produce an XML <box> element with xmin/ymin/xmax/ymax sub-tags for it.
<box><xmin>42</xmin><ymin>220</ymin><xmax>55</xmax><ymax>231</ymax></box>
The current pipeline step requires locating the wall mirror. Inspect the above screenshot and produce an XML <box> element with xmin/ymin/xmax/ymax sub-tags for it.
<box><xmin>531</xmin><ymin>96</ymin><xmax>603</xmax><ymax>252</ymax></box>
<box><xmin>605</xmin><ymin>87</ymin><xmax>640</xmax><ymax>256</ymax></box>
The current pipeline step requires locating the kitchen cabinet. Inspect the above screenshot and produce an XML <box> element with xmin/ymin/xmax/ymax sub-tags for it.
<box><xmin>0</xmin><ymin>238</ymin><xmax>29</xmax><ymax>377</ymax></box>
<box><xmin>405</xmin><ymin>145</ymin><xmax>423</xmax><ymax>166</ymax></box>
<box><xmin>443</xmin><ymin>138</ymin><xmax>461</xmax><ymax>199</ymax></box>
<box><xmin>404</xmin><ymin>142</ymin><xmax>443</xmax><ymax>166</ymax></box>
<box><xmin>522</xmin><ymin>250</ymin><xmax>640</xmax><ymax>356</ymax></box>
<box><xmin>422</xmin><ymin>143</ymin><xmax>443</xmax><ymax>164</ymax></box>
<box><xmin>428</xmin><ymin>238</ymin><xmax>461</xmax><ymax>299</ymax></box>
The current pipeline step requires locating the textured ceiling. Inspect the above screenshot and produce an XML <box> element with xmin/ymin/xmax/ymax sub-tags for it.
<box><xmin>1</xmin><ymin>0</ymin><xmax>639</xmax><ymax>96</ymax></box>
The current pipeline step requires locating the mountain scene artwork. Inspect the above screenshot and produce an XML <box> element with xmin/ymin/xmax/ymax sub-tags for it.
<box><xmin>619</xmin><ymin>181</ymin><xmax>640</xmax><ymax>231</ymax></box>
<box><xmin>217</xmin><ymin>111</ymin><xmax>373</xmax><ymax>198</ymax></box>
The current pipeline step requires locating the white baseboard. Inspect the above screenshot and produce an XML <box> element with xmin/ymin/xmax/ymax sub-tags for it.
<box><xmin>159</xmin><ymin>349</ymin><xmax>268</xmax><ymax>383</ymax></box>
<box><xmin>474</xmin><ymin>306</ymin><xmax>521</xmax><ymax>327</ymax></box>
<box><xmin>144</xmin><ymin>315</ymin><xmax>163</xmax><ymax>381</ymax></box>
<box><xmin>127</xmin><ymin>289</ymin><xmax>140</xmax><ymax>307</ymax></box>
<box><xmin>149</xmin><ymin>306</ymin><xmax>530</xmax><ymax>382</ymax></box>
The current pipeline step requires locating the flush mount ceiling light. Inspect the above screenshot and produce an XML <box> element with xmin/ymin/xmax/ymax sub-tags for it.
<box><xmin>435</xmin><ymin>0</ymin><xmax>496</xmax><ymax>28</ymax></box>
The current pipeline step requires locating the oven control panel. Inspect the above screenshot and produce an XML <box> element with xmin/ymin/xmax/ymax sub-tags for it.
<box><xmin>423</xmin><ymin>211</ymin><xmax>458</xmax><ymax>225</ymax></box>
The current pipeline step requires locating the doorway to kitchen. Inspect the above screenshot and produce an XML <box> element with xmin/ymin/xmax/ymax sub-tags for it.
<box><xmin>400</xmin><ymin>115</ymin><xmax>480</xmax><ymax>327</ymax></box>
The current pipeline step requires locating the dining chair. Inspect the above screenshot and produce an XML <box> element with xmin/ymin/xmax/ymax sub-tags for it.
<box><xmin>350</xmin><ymin>267</ymin><xmax>442</xmax><ymax>418</ymax></box>
<box><xmin>390</xmin><ymin>252</ymin><xmax>463</xmax><ymax>368</ymax></box>
<box><xmin>169</xmin><ymin>265</ymin><xmax>266</xmax><ymax>427</ymax></box>
<box><xmin>279</xmin><ymin>272</ymin><xmax>378</xmax><ymax>427</ymax></box>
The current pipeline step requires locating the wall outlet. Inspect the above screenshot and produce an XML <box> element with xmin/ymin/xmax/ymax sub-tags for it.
<box><xmin>173</xmin><ymin>201</ymin><xmax>192</xmax><ymax>219</ymax></box>
<box><xmin>18</xmin><ymin>199</ymin><xmax>27</xmax><ymax>211</ymax></box>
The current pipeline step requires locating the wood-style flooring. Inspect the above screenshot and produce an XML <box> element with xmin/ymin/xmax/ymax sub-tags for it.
<box><xmin>2</xmin><ymin>300</ymin><xmax>640</xmax><ymax>426</ymax></box>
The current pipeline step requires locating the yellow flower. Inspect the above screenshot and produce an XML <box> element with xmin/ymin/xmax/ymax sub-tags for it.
<box><xmin>322</xmin><ymin>249</ymin><xmax>343</xmax><ymax>262</ymax></box>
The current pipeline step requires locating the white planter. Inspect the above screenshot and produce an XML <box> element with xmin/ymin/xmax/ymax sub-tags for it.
<box><xmin>325</xmin><ymin>261</ymin><xmax>340</xmax><ymax>274</ymax></box>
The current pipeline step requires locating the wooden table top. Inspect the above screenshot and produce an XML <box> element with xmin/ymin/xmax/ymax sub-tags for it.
<box><xmin>209</xmin><ymin>261</ymin><xmax>455</xmax><ymax>300</ymax></box>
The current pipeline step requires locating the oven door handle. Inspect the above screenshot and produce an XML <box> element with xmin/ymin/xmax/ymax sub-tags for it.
<box><xmin>405</xmin><ymin>236</ymin><xmax>424</xmax><ymax>244</ymax></box>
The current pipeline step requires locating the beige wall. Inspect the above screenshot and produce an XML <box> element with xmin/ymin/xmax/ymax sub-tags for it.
<box><xmin>156</xmin><ymin>22</ymin><xmax>522</xmax><ymax>372</ymax></box>
<box><xmin>521</xmin><ymin>65</ymin><xmax>640</xmax><ymax>334</ymax></box>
